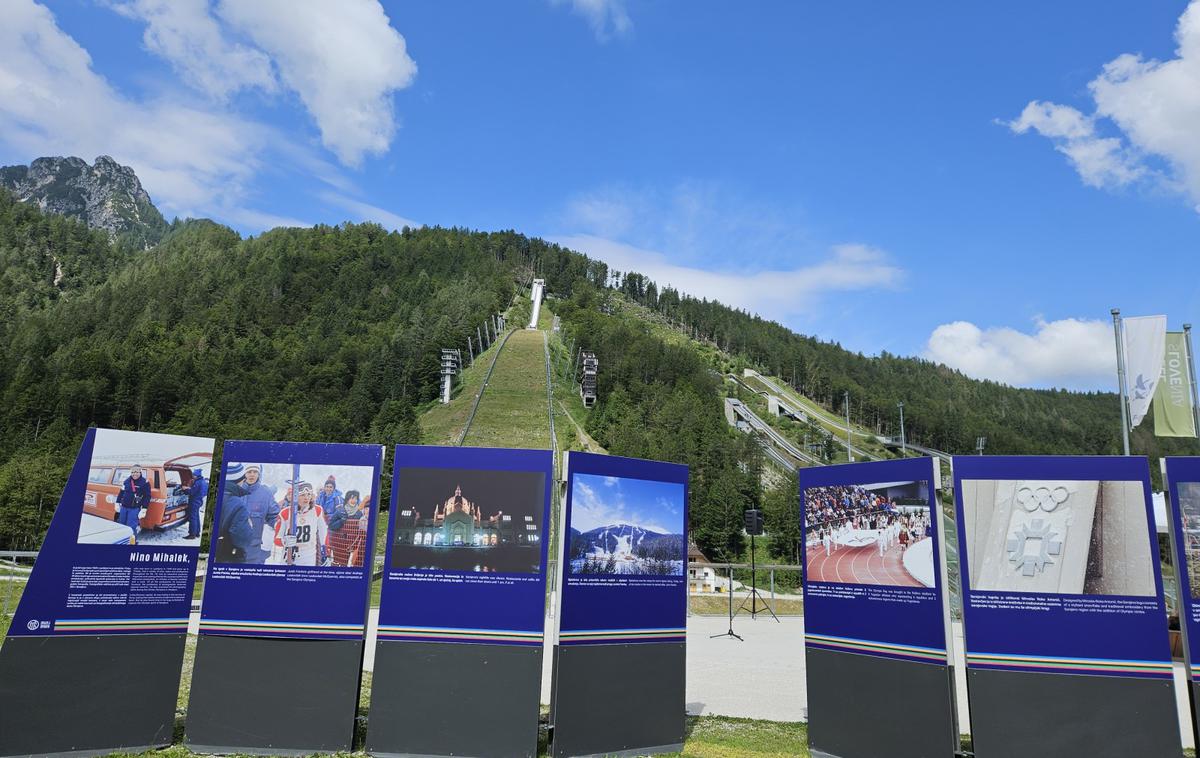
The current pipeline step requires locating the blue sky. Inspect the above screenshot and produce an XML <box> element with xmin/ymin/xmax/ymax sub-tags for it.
<box><xmin>3</xmin><ymin>1</ymin><xmax>1199</xmax><ymax>390</ymax></box>
<box><xmin>571</xmin><ymin>473</ymin><xmax>684</xmax><ymax>534</ymax></box>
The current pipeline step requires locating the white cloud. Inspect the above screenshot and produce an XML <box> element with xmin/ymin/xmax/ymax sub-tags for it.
<box><xmin>0</xmin><ymin>0</ymin><xmax>269</xmax><ymax>219</ymax></box>
<box><xmin>107</xmin><ymin>0</ymin><xmax>277</xmax><ymax>100</ymax></box>
<box><xmin>922</xmin><ymin>317</ymin><xmax>1116</xmax><ymax>389</ymax></box>
<box><xmin>570</xmin><ymin>476</ymin><xmax>673</xmax><ymax>534</ymax></box>
<box><xmin>110</xmin><ymin>0</ymin><xmax>417</xmax><ymax>167</ymax></box>
<box><xmin>1009</xmin><ymin>101</ymin><xmax>1144</xmax><ymax>188</ymax></box>
<box><xmin>321</xmin><ymin>192</ymin><xmax>420</xmax><ymax>231</ymax></box>
<box><xmin>1</xmin><ymin>1</ymin><xmax>420</xmax><ymax>232</ymax></box>
<box><xmin>552</xmin><ymin>234</ymin><xmax>903</xmax><ymax>322</ymax></box>
<box><xmin>217</xmin><ymin>0</ymin><xmax>417</xmax><ymax>166</ymax></box>
<box><xmin>1009</xmin><ymin>1</ymin><xmax>1200</xmax><ymax>209</ymax></box>
<box><xmin>552</xmin><ymin>0</ymin><xmax>632</xmax><ymax>41</ymax></box>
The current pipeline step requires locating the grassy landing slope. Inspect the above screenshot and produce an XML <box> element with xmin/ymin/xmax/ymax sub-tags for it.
<box><xmin>460</xmin><ymin>328</ymin><xmax>552</xmax><ymax>449</ymax></box>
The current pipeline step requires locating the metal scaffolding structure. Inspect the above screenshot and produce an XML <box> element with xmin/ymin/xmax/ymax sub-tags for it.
<box><xmin>440</xmin><ymin>348</ymin><xmax>462</xmax><ymax>404</ymax></box>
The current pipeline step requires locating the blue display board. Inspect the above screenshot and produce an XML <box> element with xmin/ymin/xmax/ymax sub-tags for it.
<box><xmin>8</xmin><ymin>427</ymin><xmax>215</xmax><ymax>638</ymax></box>
<box><xmin>557</xmin><ymin>451</ymin><xmax>689</xmax><ymax>646</ymax></box>
<box><xmin>800</xmin><ymin>457</ymin><xmax>951</xmax><ymax>665</ymax></box>
<box><xmin>1164</xmin><ymin>457</ymin><xmax>1200</xmax><ymax>688</ymax></box>
<box><xmin>198</xmin><ymin>440</ymin><xmax>383</xmax><ymax>640</ymax></box>
<box><xmin>953</xmin><ymin>456</ymin><xmax>1172</xmax><ymax>679</ymax></box>
<box><xmin>377</xmin><ymin>445</ymin><xmax>554</xmax><ymax>645</ymax></box>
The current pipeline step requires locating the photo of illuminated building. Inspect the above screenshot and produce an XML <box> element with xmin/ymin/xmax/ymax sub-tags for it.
<box><xmin>390</xmin><ymin>467</ymin><xmax>546</xmax><ymax>573</ymax></box>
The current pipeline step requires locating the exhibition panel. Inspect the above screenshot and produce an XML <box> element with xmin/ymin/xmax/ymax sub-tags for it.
<box><xmin>800</xmin><ymin>456</ymin><xmax>958</xmax><ymax>758</ymax></box>
<box><xmin>1163</xmin><ymin>456</ymin><xmax>1200</xmax><ymax>750</ymax></box>
<box><xmin>954</xmin><ymin>455</ymin><xmax>1181</xmax><ymax>757</ymax></box>
<box><xmin>0</xmin><ymin>427</ymin><xmax>216</xmax><ymax>758</ymax></box>
<box><xmin>551</xmin><ymin>451</ymin><xmax>689</xmax><ymax>758</ymax></box>
<box><xmin>367</xmin><ymin>445</ymin><xmax>554</xmax><ymax>758</ymax></box>
<box><xmin>186</xmin><ymin>440</ymin><xmax>384</xmax><ymax>755</ymax></box>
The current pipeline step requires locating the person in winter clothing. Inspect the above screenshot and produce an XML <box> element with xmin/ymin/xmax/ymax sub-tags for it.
<box><xmin>315</xmin><ymin>476</ymin><xmax>343</xmax><ymax>523</ymax></box>
<box><xmin>273</xmin><ymin>481</ymin><xmax>330</xmax><ymax>566</ymax></box>
<box><xmin>184</xmin><ymin>467</ymin><xmax>208</xmax><ymax>539</ymax></box>
<box><xmin>240</xmin><ymin>463</ymin><xmax>280</xmax><ymax>564</ymax></box>
<box><xmin>327</xmin><ymin>485</ymin><xmax>356</xmax><ymax>532</ymax></box>
<box><xmin>329</xmin><ymin>489</ymin><xmax>367</xmax><ymax>567</ymax></box>
<box><xmin>216</xmin><ymin>462</ymin><xmax>256</xmax><ymax>563</ymax></box>
<box><xmin>115</xmin><ymin>465</ymin><xmax>151</xmax><ymax>533</ymax></box>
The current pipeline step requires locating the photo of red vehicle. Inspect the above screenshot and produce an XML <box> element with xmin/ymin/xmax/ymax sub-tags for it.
<box><xmin>84</xmin><ymin>451</ymin><xmax>213</xmax><ymax>531</ymax></box>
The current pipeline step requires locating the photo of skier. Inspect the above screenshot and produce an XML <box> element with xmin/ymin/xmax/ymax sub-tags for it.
<box><xmin>272</xmin><ymin>481</ymin><xmax>330</xmax><ymax>566</ymax></box>
<box><xmin>212</xmin><ymin>459</ymin><xmax>376</xmax><ymax>568</ymax></box>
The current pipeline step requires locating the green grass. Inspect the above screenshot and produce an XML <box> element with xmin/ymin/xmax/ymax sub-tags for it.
<box><xmin>690</xmin><ymin>595</ymin><xmax>804</xmax><ymax>616</ymax></box>
<box><xmin>0</xmin><ymin>577</ymin><xmax>27</xmax><ymax>638</ymax></box>
<box><xmin>89</xmin><ymin>715</ymin><xmax>812</xmax><ymax>758</ymax></box>
<box><xmin>672</xmin><ymin>716</ymin><xmax>809</xmax><ymax>757</ymax></box>
<box><xmin>460</xmin><ymin>328</ymin><xmax>552</xmax><ymax>449</ymax></box>
<box><xmin>546</xmin><ymin>315</ymin><xmax>605</xmax><ymax>455</ymax></box>
<box><xmin>419</xmin><ymin>329</ymin><xmax>511</xmax><ymax>446</ymax></box>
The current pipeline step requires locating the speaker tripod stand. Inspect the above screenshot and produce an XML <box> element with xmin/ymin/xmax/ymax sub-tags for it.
<box><xmin>735</xmin><ymin>531</ymin><xmax>779</xmax><ymax>622</ymax></box>
<box><xmin>709</xmin><ymin>562</ymin><xmax>743</xmax><ymax>641</ymax></box>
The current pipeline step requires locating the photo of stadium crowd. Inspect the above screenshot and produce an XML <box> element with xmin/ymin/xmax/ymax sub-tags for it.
<box><xmin>804</xmin><ymin>481</ymin><xmax>935</xmax><ymax>588</ymax></box>
<box><xmin>214</xmin><ymin>462</ymin><xmax>375</xmax><ymax>568</ymax></box>
<box><xmin>1180</xmin><ymin>483</ymin><xmax>1200</xmax><ymax>600</ymax></box>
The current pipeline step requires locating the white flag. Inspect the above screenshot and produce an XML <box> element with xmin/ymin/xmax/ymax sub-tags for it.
<box><xmin>1122</xmin><ymin>315</ymin><xmax>1167</xmax><ymax>428</ymax></box>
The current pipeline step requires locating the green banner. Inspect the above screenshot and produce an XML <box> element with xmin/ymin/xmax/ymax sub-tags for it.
<box><xmin>1154</xmin><ymin>331</ymin><xmax>1197</xmax><ymax>438</ymax></box>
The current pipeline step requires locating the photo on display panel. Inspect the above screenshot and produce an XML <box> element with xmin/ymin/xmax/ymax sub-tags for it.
<box><xmin>960</xmin><ymin>479</ymin><xmax>1154</xmax><ymax>596</ymax></box>
<box><xmin>79</xmin><ymin>427</ymin><xmax>213</xmax><ymax>547</ymax></box>
<box><xmin>803</xmin><ymin>480</ymin><xmax>935</xmax><ymax>588</ymax></box>
<box><xmin>213</xmin><ymin>461</ymin><xmax>375</xmax><ymax>568</ymax></box>
<box><xmin>390</xmin><ymin>467</ymin><xmax>546</xmax><ymax>573</ymax></box>
<box><xmin>1177</xmin><ymin>482</ymin><xmax>1200</xmax><ymax>599</ymax></box>
<box><xmin>567</xmin><ymin>473</ymin><xmax>686</xmax><ymax>576</ymax></box>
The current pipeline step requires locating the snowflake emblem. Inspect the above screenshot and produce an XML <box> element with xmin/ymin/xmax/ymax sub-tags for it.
<box><xmin>1006</xmin><ymin>519</ymin><xmax>1063</xmax><ymax>577</ymax></box>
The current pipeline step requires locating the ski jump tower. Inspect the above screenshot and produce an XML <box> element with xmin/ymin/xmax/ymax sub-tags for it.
<box><xmin>440</xmin><ymin>348</ymin><xmax>461</xmax><ymax>404</ymax></box>
<box><xmin>528</xmin><ymin>278</ymin><xmax>545</xmax><ymax>329</ymax></box>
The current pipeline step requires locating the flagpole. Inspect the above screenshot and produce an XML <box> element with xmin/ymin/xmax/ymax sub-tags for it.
<box><xmin>1185</xmin><ymin>324</ymin><xmax>1200</xmax><ymax>437</ymax></box>
<box><xmin>1112</xmin><ymin>308</ymin><xmax>1131</xmax><ymax>456</ymax></box>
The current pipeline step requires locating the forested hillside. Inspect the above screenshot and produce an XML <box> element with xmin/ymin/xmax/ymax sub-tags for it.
<box><xmin>0</xmin><ymin>192</ymin><xmax>569</xmax><ymax>546</ymax></box>
<box><xmin>1</xmin><ymin>180</ymin><xmax>1194</xmax><ymax>552</ymax></box>
<box><xmin>608</xmin><ymin>272</ymin><xmax>1200</xmax><ymax>461</ymax></box>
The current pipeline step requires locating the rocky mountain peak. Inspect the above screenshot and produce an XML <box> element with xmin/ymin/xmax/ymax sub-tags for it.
<box><xmin>0</xmin><ymin>155</ymin><xmax>167</xmax><ymax>247</ymax></box>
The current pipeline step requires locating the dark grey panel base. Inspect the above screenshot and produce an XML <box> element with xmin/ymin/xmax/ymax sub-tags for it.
<box><xmin>185</xmin><ymin>634</ymin><xmax>363</xmax><ymax>755</ymax></box>
<box><xmin>967</xmin><ymin>667</ymin><xmax>1182</xmax><ymax>758</ymax></box>
<box><xmin>0</xmin><ymin>633</ymin><xmax>186</xmax><ymax>758</ymax></box>
<box><xmin>366</xmin><ymin>640</ymin><xmax>543</xmax><ymax>758</ymax></box>
<box><xmin>806</xmin><ymin>647</ymin><xmax>957</xmax><ymax>758</ymax></box>
<box><xmin>550</xmin><ymin>643</ymin><xmax>685</xmax><ymax>758</ymax></box>
<box><xmin>1191</xmin><ymin>681</ymin><xmax>1200</xmax><ymax>752</ymax></box>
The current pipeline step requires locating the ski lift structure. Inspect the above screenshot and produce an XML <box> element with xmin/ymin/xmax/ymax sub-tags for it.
<box><xmin>440</xmin><ymin>348</ymin><xmax>462</xmax><ymax>404</ymax></box>
<box><xmin>580</xmin><ymin>351</ymin><xmax>599</xmax><ymax>408</ymax></box>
